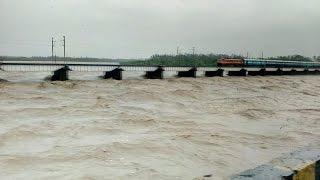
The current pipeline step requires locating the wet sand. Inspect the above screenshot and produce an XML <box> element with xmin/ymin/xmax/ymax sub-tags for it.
<box><xmin>0</xmin><ymin>73</ymin><xmax>320</xmax><ymax>179</ymax></box>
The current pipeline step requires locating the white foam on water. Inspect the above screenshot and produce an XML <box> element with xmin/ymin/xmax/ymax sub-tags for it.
<box><xmin>0</xmin><ymin>71</ymin><xmax>320</xmax><ymax>179</ymax></box>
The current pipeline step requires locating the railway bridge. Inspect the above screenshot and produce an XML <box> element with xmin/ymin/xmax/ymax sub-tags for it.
<box><xmin>0</xmin><ymin>61</ymin><xmax>320</xmax><ymax>81</ymax></box>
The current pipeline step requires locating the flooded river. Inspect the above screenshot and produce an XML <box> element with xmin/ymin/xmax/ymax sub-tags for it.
<box><xmin>0</xmin><ymin>72</ymin><xmax>319</xmax><ymax>179</ymax></box>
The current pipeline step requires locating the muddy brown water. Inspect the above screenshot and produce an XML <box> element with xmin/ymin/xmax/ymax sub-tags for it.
<box><xmin>0</xmin><ymin>72</ymin><xmax>320</xmax><ymax>179</ymax></box>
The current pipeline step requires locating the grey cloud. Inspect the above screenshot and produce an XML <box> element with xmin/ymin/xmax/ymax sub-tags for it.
<box><xmin>0</xmin><ymin>0</ymin><xmax>319</xmax><ymax>58</ymax></box>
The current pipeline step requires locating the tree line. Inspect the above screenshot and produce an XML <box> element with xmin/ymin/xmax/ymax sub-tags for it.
<box><xmin>122</xmin><ymin>54</ymin><xmax>317</xmax><ymax>67</ymax></box>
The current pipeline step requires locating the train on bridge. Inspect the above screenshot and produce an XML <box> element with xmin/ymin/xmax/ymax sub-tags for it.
<box><xmin>217</xmin><ymin>58</ymin><xmax>320</xmax><ymax>69</ymax></box>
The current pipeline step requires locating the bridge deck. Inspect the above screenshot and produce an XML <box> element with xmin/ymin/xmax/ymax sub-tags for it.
<box><xmin>0</xmin><ymin>62</ymin><xmax>319</xmax><ymax>72</ymax></box>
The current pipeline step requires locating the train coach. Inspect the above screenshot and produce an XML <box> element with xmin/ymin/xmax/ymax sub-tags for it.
<box><xmin>217</xmin><ymin>58</ymin><xmax>244</xmax><ymax>67</ymax></box>
<box><xmin>217</xmin><ymin>58</ymin><xmax>320</xmax><ymax>69</ymax></box>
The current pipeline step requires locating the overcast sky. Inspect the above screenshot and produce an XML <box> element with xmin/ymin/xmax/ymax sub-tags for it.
<box><xmin>0</xmin><ymin>0</ymin><xmax>319</xmax><ymax>58</ymax></box>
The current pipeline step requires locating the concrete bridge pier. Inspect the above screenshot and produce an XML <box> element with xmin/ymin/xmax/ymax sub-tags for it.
<box><xmin>294</xmin><ymin>69</ymin><xmax>309</xmax><ymax>75</ymax></box>
<box><xmin>248</xmin><ymin>68</ymin><xmax>266</xmax><ymax>76</ymax></box>
<box><xmin>266</xmin><ymin>68</ymin><xmax>283</xmax><ymax>76</ymax></box>
<box><xmin>291</xmin><ymin>69</ymin><xmax>320</xmax><ymax>75</ymax></box>
<box><xmin>276</xmin><ymin>68</ymin><xmax>284</xmax><ymax>75</ymax></box>
<box><xmin>205</xmin><ymin>69</ymin><xmax>224</xmax><ymax>77</ymax></box>
<box><xmin>145</xmin><ymin>66</ymin><xmax>165</xmax><ymax>79</ymax></box>
<box><xmin>282</xmin><ymin>69</ymin><xmax>296</xmax><ymax>75</ymax></box>
<box><xmin>302</xmin><ymin>70</ymin><xmax>310</xmax><ymax>75</ymax></box>
<box><xmin>308</xmin><ymin>70</ymin><xmax>320</xmax><ymax>75</ymax></box>
<box><xmin>104</xmin><ymin>67</ymin><xmax>124</xmax><ymax>80</ymax></box>
<box><xmin>51</xmin><ymin>66</ymin><xmax>71</xmax><ymax>81</ymax></box>
<box><xmin>292</xmin><ymin>69</ymin><xmax>301</xmax><ymax>75</ymax></box>
<box><xmin>178</xmin><ymin>67</ymin><xmax>197</xmax><ymax>78</ymax></box>
<box><xmin>228</xmin><ymin>69</ymin><xmax>247</xmax><ymax>76</ymax></box>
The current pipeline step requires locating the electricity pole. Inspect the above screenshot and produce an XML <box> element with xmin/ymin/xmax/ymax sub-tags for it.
<box><xmin>262</xmin><ymin>51</ymin><xmax>264</xmax><ymax>59</ymax></box>
<box><xmin>51</xmin><ymin>37</ymin><xmax>54</xmax><ymax>62</ymax></box>
<box><xmin>63</xmin><ymin>36</ymin><xmax>66</xmax><ymax>59</ymax></box>
<box><xmin>176</xmin><ymin>46</ymin><xmax>181</xmax><ymax>66</ymax></box>
<box><xmin>192</xmin><ymin>47</ymin><xmax>196</xmax><ymax>67</ymax></box>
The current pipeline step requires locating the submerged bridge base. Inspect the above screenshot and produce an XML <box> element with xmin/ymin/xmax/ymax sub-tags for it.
<box><xmin>145</xmin><ymin>66</ymin><xmax>165</xmax><ymax>79</ymax></box>
<box><xmin>228</xmin><ymin>69</ymin><xmax>247</xmax><ymax>76</ymax></box>
<box><xmin>178</xmin><ymin>67</ymin><xmax>197</xmax><ymax>78</ymax></box>
<box><xmin>104</xmin><ymin>68</ymin><xmax>124</xmax><ymax>80</ymax></box>
<box><xmin>248</xmin><ymin>69</ymin><xmax>320</xmax><ymax>76</ymax></box>
<box><xmin>205</xmin><ymin>69</ymin><xmax>224</xmax><ymax>77</ymax></box>
<box><xmin>51</xmin><ymin>66</ymin><xmax>71</xmax><ymax>81</ymax></box>
<box><xmin>248</xmin><ymin>69</ymin><xmax>267</xmax><ymax>76</ymax></box>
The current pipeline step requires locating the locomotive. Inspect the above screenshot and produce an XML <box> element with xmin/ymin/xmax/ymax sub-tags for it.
<box><xmin>217</xmin><ymin>58</ymin><xmax>320</xmax><ymax>69</ymax></box>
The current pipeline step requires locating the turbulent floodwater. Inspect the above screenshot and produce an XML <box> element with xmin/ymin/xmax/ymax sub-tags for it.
<box><xmin>0</xmin><ymin>72</ymin><xmax>320</xmax><ymax>180</ymax></box>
